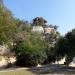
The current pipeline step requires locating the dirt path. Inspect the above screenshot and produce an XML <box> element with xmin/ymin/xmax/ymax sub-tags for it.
<box><xmin>0</xmin><ymin>64</ymin><xmax>75</xmax><ymax>74</ymax></box>
<box><xmin>31</xmin><ymin>64</ymin><xmax>75</xmax><ymax>74</ymax></box>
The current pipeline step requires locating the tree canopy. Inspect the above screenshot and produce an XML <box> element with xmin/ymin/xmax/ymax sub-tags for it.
<box><xmin>0</xmin><ymin>4</ymin><xmax>17</xmax><ymax>44</ymax></box>
<box><xmin>55</xmin><ymin>29</ymin><xmax>75</xmax><ymax>65</ymax></box>
<box><xmin>13</xmin><ymin>33</ymin><xmax>47</xmax><ymax>66</ymax></box>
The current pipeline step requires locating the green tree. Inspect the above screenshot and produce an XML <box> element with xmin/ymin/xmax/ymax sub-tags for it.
<box><xmin>32</xmin><ymin>17</ymin><xmax>47</xmax><ymax>26</ymax></box>
<box><xmin>55</xmin><ymin>37</ymin><xmax>67</xmax><ymax>61</ymax></box>
<box><xmin>15</xmin><ymin>19</ymin><xmax>32</xmax><ymax>32</ymax></box>
<box><xmin>13</xmin><ymin>33</ymin><xmax>47</xmax><ymax>67</ymax></box>
<box><xmin>55</xmin><ymin>29</ymin><xmax>75</xmax><ymax>65</ymax></box>
<box><xmin>0</xmin><ymin>5</ymin><xmax>17</xmax><ymax>44</ymax></box>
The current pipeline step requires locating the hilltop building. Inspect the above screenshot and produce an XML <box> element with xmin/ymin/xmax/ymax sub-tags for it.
<box><xmin>32</xmin><ymin>24</ymin><xmax>56</xmax><ymax>35</ymax></box>
<box><xmin>32</xmin><ymin>26</ymin><xmax>44</xmax><ymax>33</ymax></box>
<box><xmin>32</xmin><ymin>18</ymin><xmax>59</xmax><ymax>45</ymax></box>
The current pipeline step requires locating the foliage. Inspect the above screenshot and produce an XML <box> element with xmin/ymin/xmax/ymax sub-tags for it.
<box><xmin>15</xmin><ymin>19</ymin><xmax>32</xmax><ymax>32</ymax></box>
<box><xmin>32</xmin><ymin>17</ymin><xmax>47</xmax><ymax>26</ymax></box>
<box><xmin>43</xmin><ymin>46</ymin><xmax>56</xmax><ymax>64</ymax></box>
<box><xmin>0</xmin><ymin>4</ymin><xmax>17</xmax><ymax>44</ymax></box>
<box><xmin>55</xmin><ymin>29</ymin><xmax>75</xmax><ymax>65</ymax></box>
<box><xmin>0</xmin><ymin>2</ymin><xmax>60</xmax><ymax>66</ymax></box>
<box><xmin>13</xmin><ymin>33</ymin><xmax>47</xmax><ymax>66</ymax></box>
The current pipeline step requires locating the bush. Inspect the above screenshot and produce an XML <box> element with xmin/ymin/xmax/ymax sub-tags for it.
<box><xmin>13</xmin><ymin>33</ymin><xmax>47</xmax><ymax>67</ymax></box>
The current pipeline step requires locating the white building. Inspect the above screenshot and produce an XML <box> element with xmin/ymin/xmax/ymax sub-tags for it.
<box><xmin>32</xmin><ymin>26</ymin><xmax>44</xmax><ymax>33</ymax></box>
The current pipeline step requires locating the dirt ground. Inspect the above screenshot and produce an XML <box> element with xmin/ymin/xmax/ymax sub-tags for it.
<box><xmin>0</xmin><ymin>64</ymin><xmax>75</xmax><ymax>75</ymax></box>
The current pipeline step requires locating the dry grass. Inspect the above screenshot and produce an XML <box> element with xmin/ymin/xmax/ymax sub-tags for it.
<box><xmin>0</xmin><ymin>69</ymin><xmax>36</xmax><ymax>75</ymax></box>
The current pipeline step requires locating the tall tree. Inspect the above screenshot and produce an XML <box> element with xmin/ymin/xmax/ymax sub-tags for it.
<box><xmin>0</xmin><ymin>5</ymin><xmax>17</xmax><ymax>44</ymax></box>
<box><xmin>55</xmin><ymin>29</ymin><xmax>75</xmax><ymax>65</ymax></box>
<box><xmin>32</xmin><ymin>17</ymin><xmax>47</xmax><ymax>26</ymax></box>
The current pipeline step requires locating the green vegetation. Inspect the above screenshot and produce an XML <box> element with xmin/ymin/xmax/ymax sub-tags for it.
<box><xmin>13</xmin><ymin>33</ymin><xmax>47</xmax><ymax>66</ymax></box>
<box><xmin>32</xmin><ymin>17</ymin><xmax>47</xmax><ymax>26</ymax></box>
<box><xmin>55</xmin><ymin>29</ymin><xmax>75</xmax><ymax>65</ymax></box>
<box><xmin>1</xmin><ymin>1</ymin><xmax>75</xmax><ymax>68</ymax></box>
<box><xmin>0</xmin><ymin>4</ymin><xmax>17</xmax><ymax>44</ymax></box>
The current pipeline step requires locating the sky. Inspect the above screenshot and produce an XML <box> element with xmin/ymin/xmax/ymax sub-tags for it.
<box><xmin>4</xmin><ymin>0</ymin><xmax>75</xmax><ymax>35</ymax></box>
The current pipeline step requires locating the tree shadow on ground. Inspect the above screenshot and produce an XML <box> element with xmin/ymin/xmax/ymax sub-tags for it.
<box><xmin>27</xmin><ymin>64</ymin><xmax>75</xmax><ymax>74</ymax></box>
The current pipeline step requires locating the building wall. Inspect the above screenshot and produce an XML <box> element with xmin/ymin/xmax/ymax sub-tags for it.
<box><xmin>32</xmin><ymin>25</ymin><xmax>56</xmax><ymax>34</ymax></box>
<box><xmin>32</xmin><ymin>26</ymin><xmax>44</xmax><ymax>33</ymax></box>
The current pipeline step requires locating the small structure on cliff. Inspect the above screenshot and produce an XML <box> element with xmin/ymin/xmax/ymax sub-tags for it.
<box><xmin>32</xmin><ymin>26</ymin><xmax>44</xmax><ymax>33</ymax></box>
<box><xmin>32</xmin><ymin>17</ymin><xmax>59</xmax><ymax>45</ymax></box>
